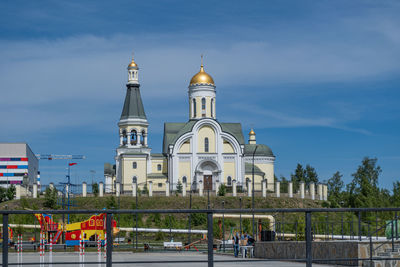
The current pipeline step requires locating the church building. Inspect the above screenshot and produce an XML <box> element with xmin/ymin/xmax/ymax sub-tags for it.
<box><xmin>114</xmin><ymin>56</ymin><xmax>275</xmax><ymax>193</ymax></box>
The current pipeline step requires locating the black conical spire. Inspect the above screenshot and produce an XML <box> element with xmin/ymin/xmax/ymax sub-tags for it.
<box><xmin>120</xmin><ymin>84</ymin><xmax>147</xmax><ymax>120</ymax></box>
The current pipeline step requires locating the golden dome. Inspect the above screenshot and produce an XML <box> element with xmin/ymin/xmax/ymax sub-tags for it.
<box><xmin>249</xmin><ymin>129</ymin><xmax>256</xmax><ymax>135</ymax></box>
<box><xmin>190</xmin><ymin>63</ymin><xmax>214</xmax><ymax>86</ymax></box>
<box><xmin>128</xmin><ymin>56</ymin><xmax>138</xmax><ymax>68</ymax></box>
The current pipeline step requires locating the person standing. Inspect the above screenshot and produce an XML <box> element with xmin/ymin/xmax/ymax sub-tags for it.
<box><xmin>233</xmin><ymin>232</ymin><xmax>240</xmax><ymax>257</ymax></box>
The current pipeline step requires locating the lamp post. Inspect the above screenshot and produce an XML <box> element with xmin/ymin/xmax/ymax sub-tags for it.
<box><xmin>252</xmin><ymin>145</ymin><xmax>258</xmax><ymax>240</ymax></box>
<box><xmin>188</xmin><ymin>181</ymin><xmax>195</xmax><ymax>245</ymax></box>
<box><xmin>222</xmin><ymin>200</ymin><xmax>225</xmax><ymax>252</ymax></box>
<box><xmin>134</xmin><ymin>181</ymin><xmax>145</xmax><ymax>250</ymax></box>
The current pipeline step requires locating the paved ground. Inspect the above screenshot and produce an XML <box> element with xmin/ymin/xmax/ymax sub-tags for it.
<box><xmin>5</xmin><ymin>252</ymin><xmax>332</xmax><ymax>266</ymax></box>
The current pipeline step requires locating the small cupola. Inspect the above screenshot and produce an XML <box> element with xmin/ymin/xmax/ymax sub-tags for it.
<box><xmin>127</xmin><ymin>54</ymin><xmax>139</xmax><ymax>84</ymax></box>
<box><xmin>249</xmin><ymin>129</ymin><xmax>256</xmax><ymax>144</ymax></box>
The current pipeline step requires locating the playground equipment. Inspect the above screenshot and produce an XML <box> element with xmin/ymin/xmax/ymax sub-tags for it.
<box><xmin>34</xmin><ymin>213</ymin><xmax>118</xmax><ymax>246</ymax></box>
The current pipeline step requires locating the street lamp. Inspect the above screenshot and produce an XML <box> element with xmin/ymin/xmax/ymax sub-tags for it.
<box><xmin>239</xmin><ymin>197</ymin><xmax>242</xmax><ymax>236</ymax></box>
<box><xmin>252</xmin><ymin>145</ymin><xmax>258</xmax><ymax>240</ymax></box>
<box><xmin>222</xmin><ymin>200</ymin><xmax>225</xmax><ymax>252</ymax></box>
<box><xmin>134</xmin><ymin>181</ymin><xmax>146</xmax><ymax>251</ymax></box>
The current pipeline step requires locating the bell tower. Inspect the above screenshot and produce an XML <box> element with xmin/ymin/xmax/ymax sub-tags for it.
<box><xmin>118</xmin><ymin>55</ymin><xmax>149</xmax><ymax>148</ymax></box>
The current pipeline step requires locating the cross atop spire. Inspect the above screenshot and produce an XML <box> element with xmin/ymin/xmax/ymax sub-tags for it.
<box><xmin>201</xmin><ymin>54</ymin><xmax>204</xmax><ymax>68</ymax></box>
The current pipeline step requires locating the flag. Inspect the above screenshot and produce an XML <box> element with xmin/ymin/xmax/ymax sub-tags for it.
<box><xmin>69</xmin><ymin>163</ymin><xmax>77</xmax><ymax>166</ymax></box>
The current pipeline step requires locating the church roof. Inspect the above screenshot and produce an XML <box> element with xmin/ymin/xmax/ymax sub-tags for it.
<box><xmin>244</xmin><ymin>144</ymin><xmax>274</xmax><ymax>157</ymax></box>
<box><xmin>162</xmin><ymin>120</ymin><xmax>245</xmax><ymax>154</ymax></box>
<box><xmin>244</xmin><ymin>162</ymin><xmax>265</xmax><ymax>176</ymax></box>
<box><xmin>120</xmin><ymin>84</ymin><xmax>147</xmax><ymax>120</ymax></box>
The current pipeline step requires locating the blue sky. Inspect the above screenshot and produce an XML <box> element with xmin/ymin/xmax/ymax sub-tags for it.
<box><xmin>0</xmin><ymin>0</ymin><xmax>399</xmax><ymax>189</ymax></box>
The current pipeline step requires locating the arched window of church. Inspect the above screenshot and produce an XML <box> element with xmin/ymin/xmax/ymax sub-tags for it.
<box><xmin>133</xmin><ymin>162</ymin><xmax>137</xmax><ymax>169</ymax></box>
<box><xmin>202</xmin><ymin>98</ymin><xmax>206</xmax><ymax>111</ymax></box>
<box><xmin>193</xmin><ymin>99</ymin><xmax>197</xmax><ymax>117</ymax></box>
<box><xmin>131</xmin><ymin>130</ymin><xmax>137</xmax><ymax>145</ymax></box>
<box><xmin>227</xmin><ymin>176</ymin><xmax>232</xmax><ymax>186</ymax></box>
<box><xmin>132</xmin><ymin>176</ymin><xmax>137</xmax><ymax>183</ymax></box>
<box><xmin>182</xmin><ymin>176</ymin><xmax>187</xmax><ymax>184</ymax></box>
<box><xmin>122</xmin><ymin>130</ymin><xmax>127</xmax><ymax>145</ymax></box>
<box><xmin>211</xmin><ymin>98</ymin><xmax>214</xmax><ymax>117</ymax></box>
<box><xmin>204</xmin><ymin>137</ymin><xmax>209</xmax><ymax>152</ymax></box>
<box><xmin>141</xmin><ymin>130</ymin><xmax>145</xmax><ymax>145</ymax></box>
<box><xmin>157</xmin><ymin>164</ymin><xmax>161</xmax><ymax>171</ymax></box>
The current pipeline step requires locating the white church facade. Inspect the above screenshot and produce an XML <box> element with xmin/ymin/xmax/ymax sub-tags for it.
<box><xmin>113</xmin><ymin>56</ymin><xmax>275</xmax><ymax>194</ymax></box>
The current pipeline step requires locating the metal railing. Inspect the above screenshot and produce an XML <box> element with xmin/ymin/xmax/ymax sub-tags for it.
<box><xmin>1</xmin><ymin>207</ymin><xmax>400</xmax><ymax>266</ymax></box>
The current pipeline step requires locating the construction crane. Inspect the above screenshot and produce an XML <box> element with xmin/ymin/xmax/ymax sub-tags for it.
<box><xmin>35</xmin><ymin>154</ymin><xmax>86</xmax><ymax>160</ymax></box>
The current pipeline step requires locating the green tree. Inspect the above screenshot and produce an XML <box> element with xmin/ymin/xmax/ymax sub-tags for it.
<box><xmin>291</xmin><ymin>164</ymin><xmax>306</xmax><ymax>191</ymax></box>
<box><xmin>6</xmin><ymin>185</ymin><xmax>16</xmax><ymax>201</ymax></box>
<box><xmin>280</xmin><ymin>176</ymin><xmax>289</xmax><ymax>193</ymax></box>
<box><xmin>347</xmin><ymin>157</ymin><xmax>381</xmax><ymax>209</ymax></box>
<box><xmin>218</xmin><ymin>184</ymin><xmax>226</xmax><ymax>196</ymax></box>
<box><xmin>304</xmin><ymin>165</ymin><xmax>319</xmax><ymax>184</ymax></box>
<box><xmin>0</xmin><ymin>187</ymin><xmax>7</xmax><ymax>202</ymax></box>
<box><xmin>92</xmin><ymin>183</ymin><xmax>99</xmax><ymax>197</ymax></box>
<box><xmin>327</xmin><ymin>171</ymin><xmax>344</xmax><ymax>207</ymax></box>
<box><xmin>142</xmin><ymin>183</ymin><xmax>149</xmax><ymax>195</ymax></box>
<box><xmin>392</xmin><ymin>181</ymin><xmax>400</xmax><ymax>207</ymax></box>
<box><xmin>44</xmin><ymin>187</ymin><xmax>58</xmax><ymax>209</ymax></box>
<box><xmin>176</xmin><ymin>181</ymin><xmax>183</xmax><ymax>194</ymax></box>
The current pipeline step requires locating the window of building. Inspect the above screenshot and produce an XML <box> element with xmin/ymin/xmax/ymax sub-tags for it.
<box><xmin>182</xmin><ymin>176</ymin><xmax>187</xmax><ymax>184</ymax></box>
<box><xmin>122</xmin><ymin>130</ymin><xmax>127</xmax><ymax>145</ymax></box>
<box><xmin>204</xmin><ymin>137</ymin><xmax>209</xmax><ymax>152</ymax></box>
<box><xmin>157</xmin><ymin>164</ymin><xmax>161</xmax><ymax>171</ymax></box>
<box><xmin>202</xmin><ymin>98</ymin><xmax>206</xmax><ymax>111</ymax></box>
<box><xmin>227</xmin><ymin>176</ymin><xmax>232</xmax><ymax>186</ymax></box>
<box><xmin>132</xmin><ymin>176</ymin><xmax>137</xmax><ymax>183</ymax></box>
<box><xmin>158</xmin><ymin>183</ymin><xmax>162</xmax><ymax>188</ymax></box>
<box><xmin>131</xmin><ymin>130</ymin><xmax>137</xmax><ymax>145</ymax></box>
<box><xmin>211</xmin><ymin>98</ymin><xmax>214</xmax><ymax>117</ymax></box>
<box><xmin>193</xmin><ymin>99</ymin><xmax>196</xmax><ymax>117</ymax></box>
<box><xmin>132</xmin><ymin>162</ymin><xmax>137</xmax><ymax>169</ymax></box>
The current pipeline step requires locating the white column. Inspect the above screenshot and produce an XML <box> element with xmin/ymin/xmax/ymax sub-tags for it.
<box><xmin>116</xmin><ymin>182</ymin><xmax>120</xmax><ymax>197</ymax></box>
<box><xmin>262</xmin><ymin>180</ymin><xmax>267</xmax><ymax>198</ymax></box>
<box><xmin>275</xmin><ymin>181</ymin><xmax>280</xmax><ymax>198</ymax></box>
<box><xmin>199</xmin><ymin>181</ymin><xmax>203</xmax><ymax>197</ymax></box>
<box><xmin>49</xmin><ymin>183</ymin><xmax>54</xmax><ymax>190</ymax></box>
<box><xmin>33</xmin><ymin>183</ymin><xmax>38</xmax><ymax>198</ymax></box>
<box><xmin>119</xmin><ymin>134</ymin><xmax>123</xmax><ymax>145</ymax></box>
<box><xmin>288</xmin><ymin>182</ymin><xmax>293</xmax><ymax>198</ymax></box>
<box><xmin>310</xmin><ymin>183</ymin><xmax>315</xmax><ymax>200</ymax></box>
<box><xmin>99</xmin><ymin>182</ymin><xmax>104</xmax><ymax>197</ymax></box>
<box><xmin>132</xmin><ymin>182</ymin><xmax>137</xmax><ymax>197</ymax></box>
<box><xmin>16</xmin><ymin>184</ymin><xmax>21</xmax><ymax>200</ymax></box>
<box><xmin>300</xmin><ymin>182</ymin><xmax>305</xmax><ymax>199</ymax></box>
<box><xmin>144</xmin><ymin>132</ymin><xmax>148</xmax><ymax>147</ymax></box>
<box><xmin>165</xmin><ymin>181</ymin><xmax>170</xmax><ymax>197</ymax></box>
<box><xmin>247</xmin><ymin>182</ymin><xmax>252</xmax><ymax>197</ymax></box>
<box><xmin>323</xmin><ymin>184</ymin><xmax>328</xmax><ymax>201</ymax></box>
<box><xmin>318</xmin><ymin>183</ymin><xmax>323</xmax><ymax>200</ymax></box>
<box><xmin>149</xmin><ymin>181</ymin><xmax>153</xmax><ymax>197</ymax></box>
<box><xmin>127</xmin><ymin>132</ymin><xmax>131</xmax><ymax>146</ymax></box>
<box><xmin>182</xmin><ymin>182</ymin><xmax>187</xmax><ymax>197</ymax></box>
<box><xmin>232</xmin><ymin>180</ymin><xmax>237</xmax><ymax>197</ymax></box>
<box><xmin>82</xmin><ymin>182</ymin><xmax>87</xmax><ymax>197</ymax></box>
<box><xmin>215</xmin><ymin>180</ymin><xmax>220</xmax><ymax>196</ymax></box>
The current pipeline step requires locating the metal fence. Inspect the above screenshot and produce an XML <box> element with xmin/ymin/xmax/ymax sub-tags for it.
<box><xmin>1</xmin><ymin>208</ymin><xmax>400</xmax><ymax>266</ymax></box>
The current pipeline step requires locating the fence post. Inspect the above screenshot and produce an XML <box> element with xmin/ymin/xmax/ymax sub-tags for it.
<box><xmin>358</xmin><ymin>211</ymin><xmax>361</xmax><ymax>241</ymax></box>
<box><xmin>300</xmin><ymin>182</ymin><xmax>305</xmax><ymax>199</ymax></box>
<box><xmin>99</xmin><ymin>182</ymin><xmax>104</xmax><ymax>197</ymax></box>
<box><xmin>3</xmin><ymin>213</ymin><xmax>8</xmax><ymax>267</ymax></box>
<box><xmin>305</xmin><ymin>211</ymin><xmax>312</xmax><ymax>267</ymax></box>
<box><xmin>310</xmin><ymin>183</ymin><xmax>315</xmax><ymax>200</ymax></box>
<box><xmin>106</xmin><ymin>212</ymin><xmax>113</xmax><ymax>267</ymax></box>
<box><xmin>207</xmin><ymin>211</ymin><xmax>214</xmax><ymax>267</ymax></box>
<box><xmin>82</xmin><ymin>182</ymin><xmax>87</xmax><ymax>197</ymax></box>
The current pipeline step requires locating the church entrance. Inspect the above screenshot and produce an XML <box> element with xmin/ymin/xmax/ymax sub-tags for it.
<box><xmin>203</xmin><ymin>175</ymin><xmax>212</xmax><ymax>191</ymax></box>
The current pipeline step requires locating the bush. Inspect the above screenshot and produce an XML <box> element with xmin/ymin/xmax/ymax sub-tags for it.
<box><xmin>44</xmin><ymin>187</ymin><xmax>58</xmax><ymax>209</ymax></box>
<box><xmin>176</xmin><ymin>181</ymin><xmax>183</xmax><ymax>194</ymax></box>
<box><xmin>218</xmin><ymin>184</ymin><xmax>226</xmax><ymax>196</ymax></box>
<box><xmin>92</xmin><ymin>183</ymin><xmax>99</xmax><ymax>197</ymax></box>
<box><xmin>6</xmin><ymin>185</ymin><xmax>16</xmax><ymax>201</ymax></box>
